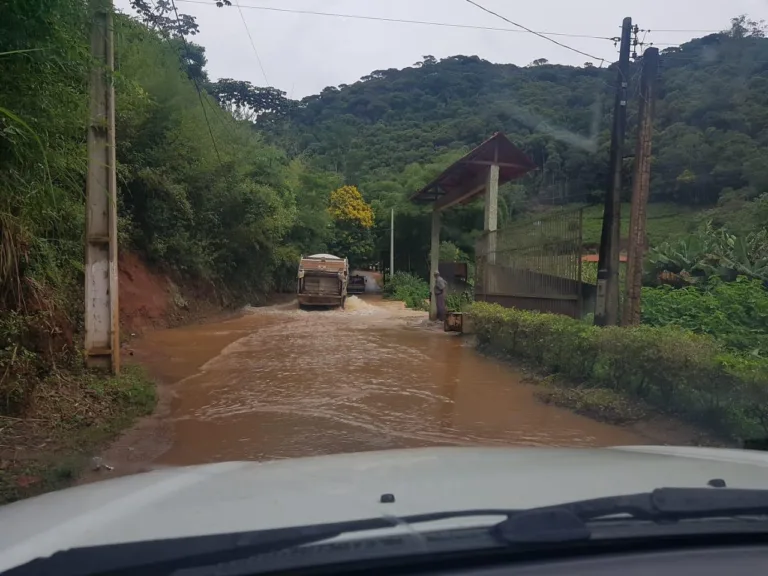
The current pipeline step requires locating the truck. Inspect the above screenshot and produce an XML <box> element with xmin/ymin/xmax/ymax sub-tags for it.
<box><xmin>347</xmin><ymin>274</ymin><xmax>367</xmax><ymax>295</ymax></box>
<box><xmin>297</xmin><ymin>254</ymin><xmax>349</xmax><ymax>309</ymax></box>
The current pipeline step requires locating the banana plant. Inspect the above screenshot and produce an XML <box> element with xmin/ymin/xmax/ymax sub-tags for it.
<box><xmin>649</xmin><ymin>220</ymin><xmax>768</xmax><ymax>284</ymax></box>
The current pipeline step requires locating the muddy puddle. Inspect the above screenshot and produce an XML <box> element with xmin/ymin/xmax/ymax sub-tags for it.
<box><xmin>109</xmin><ymin>296</ymin><xmax>653</xmax><ymax>472</ymax></box>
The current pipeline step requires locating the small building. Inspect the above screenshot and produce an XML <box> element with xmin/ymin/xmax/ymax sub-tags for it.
<box><xmin>410</xmin><ymin>132</ymin><xmax>537</xmax><ymax>319</ymax></box>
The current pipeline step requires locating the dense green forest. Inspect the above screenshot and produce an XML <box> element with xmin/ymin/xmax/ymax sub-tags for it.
<box><xmin>2</xmin><ymin>1</ymin><xmax>768</xmax><ymax>413</ymax></box>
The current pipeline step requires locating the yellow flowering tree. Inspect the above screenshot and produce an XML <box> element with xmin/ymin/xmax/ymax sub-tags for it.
<box><xmin>328</xmin><ymin>185</ymin><xmax>374</xmax><ymax>229</ymax></box>
<box><xmin>328</xmin><ymin>185</ymin><xmax>375</xmax><ymax>266</ymax></box>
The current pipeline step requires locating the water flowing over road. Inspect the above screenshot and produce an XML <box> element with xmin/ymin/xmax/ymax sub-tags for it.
<box><xmin>118</xmin><ymin>297</ymin><xmax>651</xmax><ymax>470</ymax></box>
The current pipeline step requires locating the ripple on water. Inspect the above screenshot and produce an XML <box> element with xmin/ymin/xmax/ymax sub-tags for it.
<box><xmin>153</xmin><ymin>298</ymin><xmax>651</xmax><ymax>466</ymax></box>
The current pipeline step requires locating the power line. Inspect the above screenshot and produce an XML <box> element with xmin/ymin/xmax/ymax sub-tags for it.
<box><xmin>642</xmin><ymin>28</ymin><xmax>722</xmax><ymax>33</ymax></box>
<box><xmin>463</xmin><ymin>0</ymin><xmax>607</xmax><ymax>64</ymax></box>
<box><xmin>147</xmin><ymin>0</ymin><xmax>238</xmax><ymax>134</ymax></box>
<box><xmin>233</xmin><ymin>0</ymin><xmax>269</xmax><ymax>85</ymax></box>
<box><xmin>168</xmin><ymin>0</ymin><xmax>223</xmax><ymax>163</ymax></box>
<box><xmin>173</xmin><ymin>0</ymin><xmax>616</xmax><ymax>42</ymax></box>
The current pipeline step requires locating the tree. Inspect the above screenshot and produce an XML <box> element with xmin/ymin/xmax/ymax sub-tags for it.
<box><xmin>327</xmin><ymin>186</ymin><xmax>374</xmax><ymax>267</ymax></box>
<box><xmin>328</xmin><ymin>185</ymin><xmax>374</xmax><ymax>229</ymax></box>
<box><xmin>210</xmin><ymin>79</ymin><xmax>289</xmax><ymax>122</ymax></box>
<box><xmin>414</xmin><ymin>55</ymin><xmax>437</xmax><ymax>67</ymax></box>
<box><xmin>129</xmin><ymin>0</ymin><xmax>201</xmax><ymax>37</ymax></box>
<box><xmin>728</xmin><ymin>14</ymin><xmax>766</xmax><ymax>38</ymax></box>
<box><xmin>171</xmin><ymin>39</ymin><xmax>209</xmax><ymax>84</ymax></box>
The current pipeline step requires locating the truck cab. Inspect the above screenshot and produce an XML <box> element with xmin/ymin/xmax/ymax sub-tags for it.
<box><xmin>297</xmin><ymin>254</ymin><xmax>349</xmax><ymax>309</ymax></box>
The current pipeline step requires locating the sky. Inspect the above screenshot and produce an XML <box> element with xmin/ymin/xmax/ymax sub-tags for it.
<box><xmin>114</xmin><ymin>0</ymin><xmax>766</xmax><ymax>99</ymax></box>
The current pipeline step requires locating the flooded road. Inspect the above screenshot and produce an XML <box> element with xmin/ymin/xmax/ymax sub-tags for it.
<box><xmin>128</xmin><ymin>297</ymin><xmax>650</xmax><ymax>468</ymax></box>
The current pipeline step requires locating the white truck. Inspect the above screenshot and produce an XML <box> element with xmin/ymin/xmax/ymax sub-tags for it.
<box><xmin>297</xmin><ymin>253</ymin><xmax>349</xmax><ymax>309</ymax></box>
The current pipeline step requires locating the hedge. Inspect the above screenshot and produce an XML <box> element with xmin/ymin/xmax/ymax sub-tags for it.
<box><xmin>382</xmin><ymin>271</ymin><xmax>429</xmax><ymax>310</ymax></box>
<box><xmin>468</xmin><ymin>302</ymin><xmax>768</xmax><ymax>441</ymax></box>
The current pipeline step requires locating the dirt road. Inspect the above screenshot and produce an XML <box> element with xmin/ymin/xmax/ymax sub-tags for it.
<box><xmin>96</xmin><ymin>296</ymin><xmax>654</xmax><ymax>476</ymax></box>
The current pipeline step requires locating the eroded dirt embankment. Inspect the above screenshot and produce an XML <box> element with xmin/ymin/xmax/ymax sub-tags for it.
<box><xmin>1</xmin><ymin>253</ymin><xmax>252</xmax><ymax>502</ymax></box>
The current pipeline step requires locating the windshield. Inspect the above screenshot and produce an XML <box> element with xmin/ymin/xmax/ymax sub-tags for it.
<box><xmin>2</xmin><ymin>0</ymin><xmax>768</xmax><ymax>573</ymax></box>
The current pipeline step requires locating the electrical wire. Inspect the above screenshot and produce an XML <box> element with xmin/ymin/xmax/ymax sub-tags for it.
<box><xmin>150</xmin><ymin>2</ymin><xmax>238</xmax><ymax>134</ymax></box>
<box><xmin>643</xmin><ymin>28</ymin><xmax>722</xmax><ymax>33</ymax></box>
<box><xmin>463</xmin><ymin>0</ymin><xmax>607</xmax><ymax>64</ymax></box>
<box><xmin>168</xmin><ymin>0</ymin><xmax>223</xmax><ymax>163</ymax></box>
<box><xmin>233</xmin><ymin>0</ymin><xmax>269</xmax><ymax>85</ymax></box>
<box><xmin>173</xmin><ymin>0</ymin><xmax>616</xmax><ymax>42</ymax></box>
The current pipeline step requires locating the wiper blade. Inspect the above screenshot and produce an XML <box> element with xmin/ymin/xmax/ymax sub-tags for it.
<box><xmin>496</xmin><ymin>487</ymin><xmax>768</xmax><ymax>542</ymax></box>
<box><xmin>552</xmin><ymin>487</ymin><xmax>768</xmax><ymax>522</ymax></box>
<box><xmin>7</xmin><ymin>508</ymin><xmax>524</xmax><ymax>576</ymax></box>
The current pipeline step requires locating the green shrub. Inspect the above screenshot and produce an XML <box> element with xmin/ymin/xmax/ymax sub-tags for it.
<box><xmin>446</xmin><ymin>291</ymin><xmax>473</xmax><ymax>312</ymax></box>
<box><xmin>469</xmin><ymin>301</ymin><xmax>768</xmax><ymax>440</ymax></box>
<box><xmin>383</xmin><ymin>271</ymin><xmax>430</xmax><ymax>310</ymax></box>
<box><xmin>642</xmin><ymin>277</ymin><xmax>768</xmax><ymax>356</ymax></box>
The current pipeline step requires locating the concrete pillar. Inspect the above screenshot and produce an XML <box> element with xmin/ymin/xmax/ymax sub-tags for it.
<box><xmin>429</xmin><ymin>208</ymin><xmax>441</xmax><ymax>321</ymax></box>
<box><xmin>484</xmin><ymin>164</ymin><xmax>499</xmax><ymax>264</ymax></box>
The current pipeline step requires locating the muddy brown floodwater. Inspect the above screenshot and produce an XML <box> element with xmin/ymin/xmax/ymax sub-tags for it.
<box><xmin>106</xmin><ymin>296</ymin><xmax>655</xmax><ymax>474</ymax></box>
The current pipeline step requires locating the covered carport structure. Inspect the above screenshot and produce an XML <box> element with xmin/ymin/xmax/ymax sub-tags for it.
<box><xmin>410</xmin><ymin>132</ymin><xmax>537</xmax><ymax>320</ymax></box>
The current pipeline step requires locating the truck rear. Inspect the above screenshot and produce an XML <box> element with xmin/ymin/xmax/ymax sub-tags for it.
<box><xmin>297</xmin><ymin>254</ymin><xmax>349</xmax><ymax>309</ymax></box>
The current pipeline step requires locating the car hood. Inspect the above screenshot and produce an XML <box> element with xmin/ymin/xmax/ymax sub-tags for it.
<box><xmin>3</xmin><ymin>445</ymin><xmax>768</xmax><ymax>572</ymax></box>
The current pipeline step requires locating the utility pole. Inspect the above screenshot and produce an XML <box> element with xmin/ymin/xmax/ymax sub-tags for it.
<box><xmin>85</xmin><ymin>0</ymin><xmax>120</xmax><ymax>374</ymax></box>
<box><xmin>623</xmin><ymin>47</ymin><xmax>659</xmax><ymax>326</ymax></box>
<box><xmin>595</xmin><ymin>17</ymin><xmax>632</xmax><ymax>327</ymax></box>
<box><xmin>390</xmin><ymin>208</ymin><xmax>395</xmax><ymax>278</ymax></box>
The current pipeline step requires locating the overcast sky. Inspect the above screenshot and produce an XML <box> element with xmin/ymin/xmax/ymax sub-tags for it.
<box><xmin>114</xmin><ymin>0</ymin><xmax>766</xmax><ymax>98</ymax></box>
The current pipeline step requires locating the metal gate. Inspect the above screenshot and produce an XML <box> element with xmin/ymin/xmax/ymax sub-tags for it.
<box><xmin>475</xmin><ymin>208</ymin><xmax>585</xmax><ymax>318</ymax></box>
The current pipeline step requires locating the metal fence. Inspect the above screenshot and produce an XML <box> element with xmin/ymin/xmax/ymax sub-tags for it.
<box><xmin>475</xmin><ymin>208</ymin><xmax>586</xmax><ymax>318</ymax></box>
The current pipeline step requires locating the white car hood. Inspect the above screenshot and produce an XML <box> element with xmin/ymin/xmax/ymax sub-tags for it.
<box><xmin>3</xmin><ymin>445</ymin><xmax>768</xmax><ymax>572</ymax></box>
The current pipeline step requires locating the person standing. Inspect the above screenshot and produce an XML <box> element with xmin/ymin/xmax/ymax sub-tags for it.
<box><xmin>434</xmin><ymin>271</ymin><xmax>447</xmax><ymax>322</ymax></box>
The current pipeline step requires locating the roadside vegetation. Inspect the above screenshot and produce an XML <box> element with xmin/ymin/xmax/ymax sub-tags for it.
<box><xmin>469</xmin><ymin>302</ymin><xmax>768</xmax><ymax>442</ymax></box>
<box><xmin>383</xmin><ymin>272</ymin><xmax>429</xmax><ymax>310</ymax></box>
<box><xmin>0</xmin><ymin>365</ymin><xmax>154</xmax><ymax>504</ymax></box>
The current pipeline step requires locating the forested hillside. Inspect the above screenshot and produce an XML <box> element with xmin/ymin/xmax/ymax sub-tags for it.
<box><xmin>263</xmin><ymin>15</ymin><xmax>768</xmax><ymax>257</ymax></box>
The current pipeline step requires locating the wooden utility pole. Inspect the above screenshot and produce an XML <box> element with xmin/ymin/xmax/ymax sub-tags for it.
<box><xmin>85</xmin><ymin>0</ymin><xmax>120</xmax><ymax>374</ymax></box>
<box><xmin>623</xmin><ymin>47</ymin><xmax>659</xmax><ymax>326</ymax></box>
<box><xmin>595</xmin><ymin>17</ymin><xmax>633</xmax><ymax>326</ymax></box>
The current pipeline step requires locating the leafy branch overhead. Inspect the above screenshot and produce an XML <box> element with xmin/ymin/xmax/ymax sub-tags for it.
<box><xmin>128</xmin><ymin>0</ymin><xmax>203</xmax><ymax>37</ymax></box>
<box><xmin>128</xmin><ymin>0</ymin><xmax>237</xmax><ymax>39</ymax></box>
<box><xmin>210</xmin><ymin>80</ymin><xmax>289</xmax><ymax>122</ymax></box>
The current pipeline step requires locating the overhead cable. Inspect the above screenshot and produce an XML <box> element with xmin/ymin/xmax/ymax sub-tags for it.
<box><xmin>233</xmin><ymin>0</ymin><xmax>269</xmax><ymax>84</ymax></box>
<box><xmin>173</xmin><ymin>0</ymin><xmax>616</xmax><ymax>41</ymax></box>
<box><xmin>463</xmin><ymin>0</ymin><xmax>607</xmax><ymax>63</ymax></box>
<box><xmin>169</xmin><ymin>0</ymin><xmax>223</xmax><ymax>163</ymax></box>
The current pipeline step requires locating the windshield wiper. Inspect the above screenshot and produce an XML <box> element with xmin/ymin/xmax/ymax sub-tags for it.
<box><xmin>496</xmin><ymin>487</ymin><xmax>768</xmax><ymax>542</ymax></box>
<box><xmin>6</xmin><ymin>509</ymin><xmax>524</xmax><ymax>576</ymax></box>
<box><xmin>10</xmin><ymin>488</ymin><xmax>768</xmax><ymax>576</ymax></box>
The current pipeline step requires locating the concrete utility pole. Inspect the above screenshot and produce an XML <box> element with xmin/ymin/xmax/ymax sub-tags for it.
<box><xmin>429</xmin><ymin>209</ymin><xmax>441</xmax><ymax>321</ymax></box>
<box><xmin>595</xmin><ymin>17</ymin><xmax>632</xmax><ymax>327</ymax></box>
<box><xmin>390</xmin><ymin>208</ymin><xmax>395</xmax><ymax>278</ymax></box>
<box><xmin>484</xmin><ymin>163</ymin><xmax>500</xmax><ymax>265</ymax></box>
<box><xmin>623</xmin><ymin>47</ymin><xmax>659</xmax><ymax>326</ymax></box>
<box><xmin>85</xmin><ymin>0</ymin><xmax>120</xmax><ymax>374</ymax></box>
